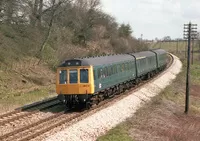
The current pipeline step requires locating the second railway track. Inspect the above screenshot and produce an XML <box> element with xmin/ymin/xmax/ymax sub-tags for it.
<box><xmin>0</xmin><ymin>97</ymin><xmax>61</xmax><ymax>138</ymax></box>
<box><xmin>0</xmin><ymin>97</ymin><xmax>59</xmax><ymax>120</ymax></box>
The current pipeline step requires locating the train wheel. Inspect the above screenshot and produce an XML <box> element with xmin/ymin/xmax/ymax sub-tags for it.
<box><xmin>86</xmin><ymin>102</ymin><xmax>91</xmax><ymax>110</ymax></box>
<box><xmin>66</xmin><ymin>101</ymin><xmax>73</xmax><ymax>110</ymax></box>
<box><xmin>135</xmin><ymin>79</ymin><xmax>139</xmax><ymax>85</ymax></box>
<box><xmin>147</xmin><ymin>73</ymin><xmax>150</xmax><ymax>80</ymax></box>
<box><xmin>65</xmin><ymin>96</ymin><xmax>74</xmax><ymax>110</ymax></box>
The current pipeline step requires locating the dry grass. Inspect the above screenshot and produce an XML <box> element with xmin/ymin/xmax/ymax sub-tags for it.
<box><xmin>128</xmin><ymin>89</ymin><xmax>200</xmax><ymax>141</ymax></box>
<box><xmin>0</xmin><ymin>57</ymin><xmax>56</xmax><ymax>112</ymax></box>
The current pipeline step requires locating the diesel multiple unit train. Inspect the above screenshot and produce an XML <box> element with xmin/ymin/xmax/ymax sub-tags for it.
<box><xmin>56</xmin><ymin>49</ymin><xmax>167</xmax><ymax>108</ymax></box>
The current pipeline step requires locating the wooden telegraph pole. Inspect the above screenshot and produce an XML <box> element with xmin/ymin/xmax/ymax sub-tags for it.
<box><xmin>183</xmin><ymin>22</ymin><xmax>197</xmax><ymax>114</ymax></box>
<box><xmin>191</xmin><ymin>39</ymin><xmax>194</xmax><ymax>64</ymax></box>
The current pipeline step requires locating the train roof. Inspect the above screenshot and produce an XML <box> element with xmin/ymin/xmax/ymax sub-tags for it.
<box><xmin>130</xmin><ymin>51</ymin><xmax>156</xmax><ymax>59</ymax></box>
<box><xmin>60</xmin><ymin>54</ymin><xmax>134</xmax><ymax>67</ymax></box>
<box><xmin>59</xmin><ymin>49</ymin><xmax>167</xmax><ymax>67</ymax></box>
<box><xmin>151</xmin><ymin>49</ymin><xmax>166</xmax><ymax>54</ymax></box>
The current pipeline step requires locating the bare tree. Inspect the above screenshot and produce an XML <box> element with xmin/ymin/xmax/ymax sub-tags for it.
<box><xmin>67</xmin><ymin>0</ymin><xmax>101</xmax><ymax>44</ymax></box>
<box><xmin>30</xmin><ymin>0</ymin><xmax>39</xmax><ymax>26</ymax></box>
<box><xmin>0</xmin><ymin>0</ymin><xmax>5</xmax><ymax>21</ymax></box>
<box><xmin>37</xmin><ymin>0</ymin><xmax>71</xmax><ymax>64</ymax></box>
<box><xmin>0</xmin><ymin>0</ymin><xmax>145</xmax><ymax>67</ymax></box>
<box><xmin>88</xmin><ymin>0</ymin><xmax>100</xmax><ymax>10</ymax></box>
<box><xmin>38</xmin><ymin>0</ymin><xmax>43</xmax><ymax>26</ymax></box>
<box><xmin>3</xmin><ymin>0</ymin><xmax>16</xmax><ymax>24</ymax></box>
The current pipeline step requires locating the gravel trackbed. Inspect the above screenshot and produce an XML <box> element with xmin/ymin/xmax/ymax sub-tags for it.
<box><xmin>46</xmin><ymin>54</ymin><xmax>182</xmax><ymax>141</ymax></box>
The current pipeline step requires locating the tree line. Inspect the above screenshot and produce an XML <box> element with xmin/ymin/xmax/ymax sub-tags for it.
<box><xmin>0</xmin><ymin>0</ymin><xmax>147</xmax><ymax>67</ymax></box>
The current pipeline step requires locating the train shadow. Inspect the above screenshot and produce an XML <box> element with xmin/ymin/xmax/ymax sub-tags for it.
<box><xmin>20</xmin><ymin>103</ymin><xmax>66</xmax><ymax>113</ymax></box>
<box><xmin>40</xmin><ymin>103</ymin><xmax>67</xmax><ymax>113</ymax></box>
<box><xmin>20</xmin><ymin>99</ymin><xmax>84</xmax><ymax>114</ymax></box>
<box><xmin>40</xmin><ymin>103</ymin><xmax>87</xmax><ymax>113</ymax></box>
<box><xmin>17</xmin><ymin>97</ymin><xmax>72</xmax><ymax>114</ymax></box>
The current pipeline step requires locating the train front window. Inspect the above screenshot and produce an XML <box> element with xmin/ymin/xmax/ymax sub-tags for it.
<box><xmin>59</xmin><ymin>70</ymin><xmax>67</xmax><ymax>84</ymax></box>
<box><xmin>69</xmin><ymin>69</ymin><xmax>78</xmax><ymax>83</ymax></box>
<box><xmin>80</xmin><ymin>69</ymin><xmax>89</xmax><ymax>83</ymax></box>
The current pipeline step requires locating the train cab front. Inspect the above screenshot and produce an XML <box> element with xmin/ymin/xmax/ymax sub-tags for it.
<box><xmin>56</xmin><ymin>60</ymin><xmax>94</xmax><ymax>105</ymax></box>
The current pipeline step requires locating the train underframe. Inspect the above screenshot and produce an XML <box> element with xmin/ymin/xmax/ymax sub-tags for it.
<box><xmin>58</xmin><ymin>65</ymin><xmax>166</xmax><ymax>109</ymax></box>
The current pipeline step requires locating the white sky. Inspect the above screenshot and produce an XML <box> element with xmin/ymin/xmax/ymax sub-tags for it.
<box><xmin>101</xmin><ymin>0</ymin><xmax>200</xmax><ymax>40</ymax></box>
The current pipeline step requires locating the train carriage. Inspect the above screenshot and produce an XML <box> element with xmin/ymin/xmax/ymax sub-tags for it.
<box><xmin>93</xmin><ymin>54</ymin><xmax>136</xmax><ymax>92</ymax></box>
<box><xmin>56</xmin><ymin>49</ymin><xmax>167</xmax><ymax>108</ymax></box>
<box><xmin>56</xmin><ymin>54</ymin><xmax>136</xmax><ymax>108</ymax></box>
<box><xmin>151</xmin><ymin>49</ymin><xmax>167</xmax><ymax>70</ymax></box>
<box><xmin>130</xmin><ymin>51</ymin><xmax>157</xmax><ymax>78</ymax></box>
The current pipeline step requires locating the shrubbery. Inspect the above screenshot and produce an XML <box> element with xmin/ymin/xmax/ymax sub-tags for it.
<box><xmin>0</xmin><ymin>0</ymin><xmax>148</xmax><ymax>69</ymax></box>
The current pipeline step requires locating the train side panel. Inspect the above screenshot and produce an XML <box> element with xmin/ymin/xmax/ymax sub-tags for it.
<box><xmin>93</xmin><ymin>60</ymin><xmax>136</xmax><ymax>93</ymax></box>
<box><xmin>131</xmin><ymin>51</ymin><xmax>157</xmax><ymax>77</ymax></box>
<box><xmin>151</xmin><ymin>49</ymin><xmax>167</xmax><ymax>69</ymax></box>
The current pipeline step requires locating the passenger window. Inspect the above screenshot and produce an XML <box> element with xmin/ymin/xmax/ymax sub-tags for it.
<box><xmin>93</xmin><ymin>70</ymin><xmax>96</xmax><ymax>80</ymax></box>
<box><xmin>130</xmin><ymin>62</ymin><xmax>132</xmax><ymax>69</ymax></box>
<box><xmin>104</xmin><ymin>67</ymin><xmax>108</xmax><ymax>77</ymax></box>
<box><xmin>114</xmin><ymin>65</ymin><xmax>116</xmax><ymax>74</ymax></box>
<box><xmin>126</xmin><ymin>63</ymin><xmax>129</xmax><ymax>70</ymax></box>
<box><xmin>115</xmin><ymin>65</ymin><xmax>118</xmax><ymax>73</ymax></box>
<box><xmin>124</xmin><ymin>63</ymin><xmax>127</xmax><ymax>70</ymax></box>
<box><xmin>100</xmin><ymin>68</ymin><xmax>103</xmax><ymax>78</ymax></box>
<box><xmin>119</xmin><ymin>64</ymin><xmax>121</xmax><ymax>72</ymax></box>
<box><xmin>106</xmin><ymin>67</ymin><xmax>108</xmax><ymax>77</ymax></box>
<box><xmin>111</xmin><ymin>66</ymin><xmax>114</xmax><ymax>75</ymax></box>
<box><xmin>108</xmin><ymin>66</ymin><xmax>111</xmax><ymax>76</ymax></box>
<box><xmin>69</xmin><ymin>69</ymin><xmax>78</xmax><ymax>84</ymax></box>
<box><xmin>59</xmin><ymin>70</ymin><xmax>67</xmax><ymax>84</ymax></box>
<box><xmin>98</xmin><ymin>69</ymin><xmax>101</xmax><ymax>78</ymax></box>
<box><xmin>80</xmin><ymin>69</ymin><xmax>88</xmax><ymax>83</ymax></box>
<box><xmin>121</xmin><ymin>64</ymin><xmax>124</xmax><ymax>72</ymax></box>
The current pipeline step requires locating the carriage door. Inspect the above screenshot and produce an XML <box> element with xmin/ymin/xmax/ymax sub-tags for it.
<box><xmin>97</xmin><ymin>68</ymin><xmax>103</xmax><ymax>91</ymax></box>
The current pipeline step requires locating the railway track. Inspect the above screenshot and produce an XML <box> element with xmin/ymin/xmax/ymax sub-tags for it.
<box><xmin>3</xmin><ymin>112</ymin><xmax>82</xmax><ymax>141</ymax></box>
<box><xmin>1</xmin><ymin>91</ymin><xmax>136</xmax><ymax>141</ymax></box>
<box><xmin>0</xmin><ymin>97</ymin><xmax>60</xmax><ymax>133</ymax></box>
<box><xmin>0</xmin><ymin>97</ymin><xmax>58</xmax><ymax>119</ymax></box>
<box><xmin>0</xmin><ymin>54</ymin><xmax>174</xmax><ymax>141</ymax></box>
<box><xmin>166</xmin><ymin>53</ymin><xmax>174</xmax><ymax>68</ymax></box>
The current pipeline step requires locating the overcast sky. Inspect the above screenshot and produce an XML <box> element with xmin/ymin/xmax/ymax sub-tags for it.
<box><xmin>101</xmin><ymin>0</ymin><xmax>200</xmax><ymax>40</ymax></box>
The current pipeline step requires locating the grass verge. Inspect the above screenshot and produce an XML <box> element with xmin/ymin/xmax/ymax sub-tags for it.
<box><xmin>0</xmin><ymin>84</ymin><xmax>56</xmax><ymax>112</ymax></box>
<box><xmin>97</xmin><ymin>123</ymin><xmax>133</xmax><ymax>141</ymax></box>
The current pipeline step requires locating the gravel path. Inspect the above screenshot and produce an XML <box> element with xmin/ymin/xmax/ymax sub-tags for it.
<box><xmin>46</xmin><ymin>54</ymin><xmax>182</xmax><ymax>141</ymax></box>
